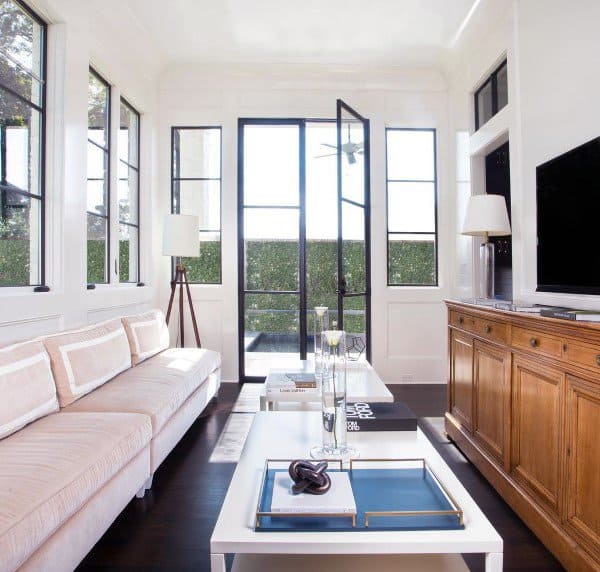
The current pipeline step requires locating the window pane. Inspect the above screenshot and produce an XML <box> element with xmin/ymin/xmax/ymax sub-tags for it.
<box><xmin>0</xmin><ymin>190</ymin><xmax>40</xmax><ymax>285</ymax></box>
<box><xmin>181</xmin><ymin>232</ymin><xmax>221</xmax><ymax>284</ymax></box>
<box><xmin>388</xmin><ymin>235</ymin><xmax>436</xmax><ymax>285</ymax></box>
<box><xmin>118</xmin><ymin>166</ymin><xmax>138</xmax><ymax>224</ymax></box>
<box><xmin>387</xmin><ymin>130</ymin><xmax>435</xmax><ymax>181</ymax></box>
<box><xmin>88</xmin><ymin>71</ymin><xmax>109</xmax><ymax>148</ymax></box>
<box><xmin>87</xmin><ymin>180</ymin><xmax>107</xmax><ymax>216</ymax></box>
<box><xmin>174</xmin><ymin>128</ymin><xmax>220</xmax><ymax>179</ymax></box>
<box><xmin>119</xmin><ymin>223</ymin><xmax>138</xmax><ymax>282</ymax></box>
<box><xmin>245</xmin><ymin>208</ymin><xmax>299</xmax><ymax>291</ymax></box>
<box><xmin>0</xmin><ymin>1</ymin><xmax>43</xmax><ymax>105</ymax></box>
<box><xmin>0</xmin><ymin>90</ymin><xmax>42</xmax><ymax>194</ymax></box>
<box><xmin>87</xmin><ymin>213</ymin><xmax>107</xmax><ymax>283</ymax></box>
<box><xmin>245</xmin><ymin>293</ymin><xmax>300</xmax><ymax>348</ymax></box>
<box><xmin>344</xmin><ymin>296</ymin><xmax>366</xmax><ymax>357</ymax></box>
<box><xmin>340</xmin><ymin>117</ymin><xmax>365</xmax><ymax>204</ymax></box>
<box><xmin>342</xmin><ymin>201</ymin><xmax>366</xmax><ymax>294</ymax></box>
<box><xmin>476</xmin><ymin>80</ymin><xmax>493</xmax><ymax>128</ymax></box>
<box><xmin>388</xmin><ymin>182</ymin><xmax>435</xmax><ymax>233</ymax></box>
<box><xmin>119</xmin><ymin>101</ymin><xmax>139</xmax><ymax>167</ymax></box>
<box><xmin>243</xmin><ymin>125</ymin><xmax>299</xmax><ymax>206</ymax></box>
<box><xmin>173</xmin><ymin>180</ymin><xmax>220</xmax><ymax>230</ymax></box>
<box><xmin>497</xmin><ymin>64</ymin><xmax>508</xmax><ymax>111</ymax></box>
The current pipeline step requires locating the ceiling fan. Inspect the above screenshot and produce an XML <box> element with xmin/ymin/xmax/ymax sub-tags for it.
<box><xmin>315</xmin><ymin>124</ymin><xmax>363</xmax><ymax>164</ymax></box>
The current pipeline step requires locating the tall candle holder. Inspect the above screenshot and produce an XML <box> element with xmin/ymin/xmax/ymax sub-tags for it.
<box><xmin>313</xmin><ymin>306</ymin><xmax>329</xmax><ymax>376</ymax></box>
<box><xmin>311</xmin><ymin>329</ymin><xmax>357</xmax><ymax>460</ymax></box>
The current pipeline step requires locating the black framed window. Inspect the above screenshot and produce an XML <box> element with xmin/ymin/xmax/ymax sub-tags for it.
<box><xmin>87</xmin><ymin>68</ymin><xmax>110</xmax><ymax>285</ymax></box>
<box><xmin>0</xmin><ymin>0</ymin><xmax>46</xmax><ymax>287</ymax></box>
<box><xmin>171</xmin><ymin>126</ymin><xmax>222</xmax><ymax>284</ymax></box>
<box><xmin>474</xmin><ymin>60</ymin><xmax>508</xmax><ymax>130</ymax></box>
<box><xmin>118</xmin><ymin>98</ymin><xmax>139</xmax><ymax>283</ymax></box>
<box><xmin>386</xmin><ymin>128</ymin><xmax>438</xmax><ymax>286</ymax></box>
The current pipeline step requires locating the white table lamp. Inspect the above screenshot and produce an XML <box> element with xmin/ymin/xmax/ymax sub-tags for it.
<box><xmin>163</xmin><ymin>214</ymin><xmax>201</xmax><ymax>347</ymax></box>
<box><xmin>462</xmin><ymin>194</ymin><xmax>511</xmax><ymax>299</ymax></box>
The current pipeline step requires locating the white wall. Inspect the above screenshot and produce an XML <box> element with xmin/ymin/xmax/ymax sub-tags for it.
<box><xmin>0</xmin><ymin>0</ymin><xmax>162</xmax><ymax>343</ymax></box>
<box><xmin>158</xmin><ymin>64</ymin><xmax>452</xmax><ymax>383</ymax></box>
<box><xmin>445</xmin><ymin>0</ymin><xmax>600</xmax><ymax>310</ymax></box>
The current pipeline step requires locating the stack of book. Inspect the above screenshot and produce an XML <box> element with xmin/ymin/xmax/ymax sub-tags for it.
<box><xmin>265</xmin><ymin>372</ymin><xmax>318</xmax><ymax>397</ymax></box>
<box><xmin>540</xmin><ymin>308</ymin><xmax>600</xmax><ymax>322</ymax></box>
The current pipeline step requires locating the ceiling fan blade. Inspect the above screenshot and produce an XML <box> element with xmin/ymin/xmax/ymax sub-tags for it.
<box><xmin>314</xmin><ymin>153</ymin><xmax>337</xmax><ymax>158</ymax></box>
<box><xmin>321</xmin><ymin>143</ymin><xmax>338</xmax><ymax>149</ymax></box>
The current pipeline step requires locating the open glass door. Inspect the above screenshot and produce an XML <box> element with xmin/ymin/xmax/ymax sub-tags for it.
<box><xmin>336</xmin><ymin>100</ymin><xmax>371</xmax><ymax>362</ymax></box>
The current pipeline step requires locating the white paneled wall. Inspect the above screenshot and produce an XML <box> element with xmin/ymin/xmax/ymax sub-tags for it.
<box><xmin>158</xmin><ymin>65</ymin><xmax>452</xmax><ymax>383</ymax></box>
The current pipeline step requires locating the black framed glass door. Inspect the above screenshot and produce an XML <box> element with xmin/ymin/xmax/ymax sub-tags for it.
<box><xmin>238</xmin><ymin>108</ymin><xmax>370</xmax><ymax>382</ymax></box>
<box><xmin>336</xmin><ymin>100</ymin><xmax>371</xmax><ymax>363</ymax></box>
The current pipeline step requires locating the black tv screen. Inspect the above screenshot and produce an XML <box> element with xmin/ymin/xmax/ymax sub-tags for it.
<box><xmin>537</xmin><ymin>136</ymin><xmax>600</xmax><ymax>295</ymax></box>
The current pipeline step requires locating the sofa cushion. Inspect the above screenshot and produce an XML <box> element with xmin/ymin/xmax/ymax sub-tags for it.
<box><xmin>43</xmin><ymin>318</ymin><xmax>132</xmax><ymax>407</ymax></box>
<box><xmin>0</xmin><ymin>411</ymin><xmax>151</xmax><ymax>572</ymax></box>
<box><xmin>65</xmin><ymin>348</ymin><xmax>221</xmax><ymax>435</ymax></box>
<box><xmin>0</xmin><ymin>340</ymin><xmax>58</xmax><ymax>440</ymax></box>
<box><xmin>122</xmin><ymin>309</ymin><xmax>170</xmax><ymax>365</ymax></box>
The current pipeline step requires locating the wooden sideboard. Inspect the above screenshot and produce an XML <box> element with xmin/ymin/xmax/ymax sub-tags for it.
<box><xmin>445</xmin><ymin>301</ymin><xmax>600</xmax><ymax>571</ymax></box>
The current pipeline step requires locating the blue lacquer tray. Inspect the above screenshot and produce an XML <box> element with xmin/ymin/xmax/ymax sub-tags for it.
<box><xmin>255</xmin><ymin>459</ymin><xmax>464</xmax><ymax>532</ymax></box>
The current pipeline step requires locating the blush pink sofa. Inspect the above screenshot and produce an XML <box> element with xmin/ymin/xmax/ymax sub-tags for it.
<box><xmin>0</xmin><ymin>310</ymin><xmax>221</xmax><ymax>572</ymax></box>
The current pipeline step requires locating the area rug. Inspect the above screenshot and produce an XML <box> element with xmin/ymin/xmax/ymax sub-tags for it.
<box><xmin>232</xmin><ymin>383</ymin><xmax>262</xmax><ymax>413</ymax></box>
<box><xmin>209</xmin><ymin>413</ymin><xmax>255</xmax><ymax>463</ymax></box>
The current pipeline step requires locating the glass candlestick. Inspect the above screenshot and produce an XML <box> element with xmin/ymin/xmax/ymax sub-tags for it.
<box><xmin>311</xmin><ymin>329</ymin><xmax>357</xmax><ymax>461</ymax></box>
<box><xmin>313</xmin><ymin>306</ymin><xmax>329</xmax><ymax>376</ymax></box>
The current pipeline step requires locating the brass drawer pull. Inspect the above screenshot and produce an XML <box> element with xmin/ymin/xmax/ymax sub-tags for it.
<box><xmin>485</xmin><ymin>325</ymin><xmax>491</xmax><ymax>334</ymax></box>
<box><xmin>530</xmin><ymin>338</ymin><xmax>538</xmax><ymax>348</ymax></box>
<box><xmin>458</xmin><ymin>317</ymin><xmax>464</xmax><ymax>325</ymax></box>
<box><xmin>596</xmin><ymin>354</ymin><xmax>600</xmax><ymax>367</ymax></box>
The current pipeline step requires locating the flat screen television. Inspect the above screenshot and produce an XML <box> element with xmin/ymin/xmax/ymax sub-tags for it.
<box><xmin>536</xmin><ymin>136</ymin><xmax>600</xmax><ymax>295</ymax></box>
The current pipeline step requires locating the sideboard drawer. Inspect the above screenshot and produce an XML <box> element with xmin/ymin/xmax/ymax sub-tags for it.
<box><xmin>475</xmin><ymin>318</ymin><xmax>508</xmax><ymax>345</ymax></box>
<box><xmin>512</xmin><ymin>327</ymin><xmax>563</xmax><ymax>358</ymax></box>
<box><xmin>449</xmin><ymin>310</ymin><xmax>477</xmax><ymax>333</ymax></box>
<box><xmin>564</xmin><ymin>340</ymin><xmax>600</xmax><ymax>373</ymax></box>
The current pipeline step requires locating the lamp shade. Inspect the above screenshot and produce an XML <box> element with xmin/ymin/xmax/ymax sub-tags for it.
<box><xmin>461</xmin><ymin>194</ymin><xmax>511</xmax><ymax>237</ymax></box>
<box><xmin>162</xmin><ymin>214</ymin><xmax>199</xmax><ymax>257</ymax></box>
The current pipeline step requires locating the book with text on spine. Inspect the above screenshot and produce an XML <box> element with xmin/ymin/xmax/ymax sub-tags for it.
<box><xmin>346</xmin><ymin>402</ymin><xmax>417</xmax><ymax>432</ymax></box>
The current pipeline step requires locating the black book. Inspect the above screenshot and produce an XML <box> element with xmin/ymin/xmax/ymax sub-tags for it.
<box><xmin>346</xmin><ymin>401</ymin><xmax>417</xmax><ymax>432</ymax></box>
<box><xmin>540</xmin><ymin>307</ymin><xmax>577</xmax><ymax>320</ymax></box>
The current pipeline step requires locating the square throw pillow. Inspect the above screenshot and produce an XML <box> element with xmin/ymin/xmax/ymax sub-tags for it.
<box><xmin>43</xmin><ymin>318</ymin><xmax>132</xmax><ymax>407</ymax></box>
<box><xmin>0</xmin><ymin>340</ymin><xmax>59</xmax><ymax>439</ymax></box>
<box><xmin>122</xmin><ymin>309</ymin><xmax>170</xmax><ymax>365</ymax></box>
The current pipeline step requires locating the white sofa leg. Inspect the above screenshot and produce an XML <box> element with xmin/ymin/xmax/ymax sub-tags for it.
<box><xmin>135</xmin><ymin>485</ymin><xmax>145</xmax><ymax>498</ymax></box>
<box><xmin>144</xmin><ymin>475</ymin><xmax>153</xmax><ymax>490</ymax></box>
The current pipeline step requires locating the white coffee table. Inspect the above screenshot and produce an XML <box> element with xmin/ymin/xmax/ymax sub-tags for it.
<box><xmin>259</xmin><ymin>360</ymin><xmax>393</xmax><ymax>411</ymax></box>
<box><xmin>210</xmin><ymin>412</ymin><xmax>503</xmax><ymax>571</ymax></box>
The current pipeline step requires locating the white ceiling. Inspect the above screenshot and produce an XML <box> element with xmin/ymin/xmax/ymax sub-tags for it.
<box><xmin>125</xmin><ymin>0</ymin><xmax>478</xmax><ymax>66</ymax></box>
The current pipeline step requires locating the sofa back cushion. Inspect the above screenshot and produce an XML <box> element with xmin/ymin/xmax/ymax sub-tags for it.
<box><xmin>121</xmin><ymin>309</ymin><xmax>170</xmax><ymax>365</ymax></box>
<box><xmin>0</xmin><ymin>340</ymin><xmax>59</xmax><ymax>439</ymax></box>
<box><xmin>43</xmin><ymin>319</ymin><xmax>131</xmax><ymax>407</ymax></box>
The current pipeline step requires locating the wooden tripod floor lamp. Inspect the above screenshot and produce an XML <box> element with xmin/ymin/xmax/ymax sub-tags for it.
<box><xmin>163</xmin><ymin>214</ymin><xmax>201</xmax><ymax>348</ymax></box>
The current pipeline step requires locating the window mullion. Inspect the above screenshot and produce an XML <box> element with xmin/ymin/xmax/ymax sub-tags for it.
<box><xmin>108</xmin><ymin>85</ymin><xmax>120</xmax><ymax>284</ymax></box>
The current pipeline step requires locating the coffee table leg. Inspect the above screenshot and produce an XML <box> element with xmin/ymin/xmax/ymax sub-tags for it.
<box><xmin>485</xmin><ymin>552</ymin><xmax>503</xmax><ymax>571</ymax></box>
<box><xmin>211</xmin><ymin>552</ymin><xmax>226</xmax><ymax>572</ymax></box>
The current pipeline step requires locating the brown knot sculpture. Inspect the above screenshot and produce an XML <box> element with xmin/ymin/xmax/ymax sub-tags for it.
<box><xmin>288</xmin><ymin>460</ymin><xmax>331</xmax><ymax>495</ymax></box>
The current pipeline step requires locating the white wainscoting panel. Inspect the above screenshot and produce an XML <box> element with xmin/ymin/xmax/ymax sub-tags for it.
<box><xmin>383</xmin><ymin>301</ymin><xmax>447</xmax><ymax>384</ymax></box>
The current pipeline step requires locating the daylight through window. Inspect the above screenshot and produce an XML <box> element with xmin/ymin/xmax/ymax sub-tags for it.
<box><xmin>386</xmin><ymin>128</ymin><xmax>437</xmax><ymax>286</ymax></box>
<box><xmin>87</xmin><ymin>68</ymin><xmax>110</xmax><ymax>284</ymax></box>
<box><xmin>0</xmin><ymin>0</ymin><xmax>46</xmax><ymax>287</ymax></box>
<box><xmin>171</xmin><ymin>126</ymin><xmax>222</xmax><ymax>284</ymax></box>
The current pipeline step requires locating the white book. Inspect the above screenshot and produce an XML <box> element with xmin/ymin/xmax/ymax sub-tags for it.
<box><xmin>270</xmin><ymin>471</ymin><xmax>356</xmax><ymax>514</ymax></box>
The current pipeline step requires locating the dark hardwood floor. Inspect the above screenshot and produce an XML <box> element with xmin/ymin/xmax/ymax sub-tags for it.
<box><xmin>78</xmin><ymin>383</ymin><xmax>564</xmax><ymax>572</ymax></box>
